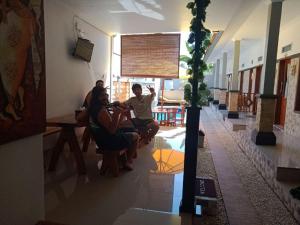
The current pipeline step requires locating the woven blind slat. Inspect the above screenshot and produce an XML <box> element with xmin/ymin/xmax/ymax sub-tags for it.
<box><xmin>121</xmin><ymin>34</ymin><xmax>180</xmax><ymax>78</ymax></box>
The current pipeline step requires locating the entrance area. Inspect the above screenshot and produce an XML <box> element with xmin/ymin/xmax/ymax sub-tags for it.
<box><xmin>275</xmin><ymin>59</ymin><xmax>291</xmax><ymax>127</ymax></box>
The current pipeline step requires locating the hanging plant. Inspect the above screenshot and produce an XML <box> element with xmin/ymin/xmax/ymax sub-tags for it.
<box><xmin>180</xmin><ymin>0</ymin><xmax>212</xmax><ymax>107</ymax></box>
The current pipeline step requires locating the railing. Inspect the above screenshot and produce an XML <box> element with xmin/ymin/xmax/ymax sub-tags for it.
<box><xmin>238</xmin><ymin>93</ymin><xmax>257</xmax><ymax>114</ymax></box>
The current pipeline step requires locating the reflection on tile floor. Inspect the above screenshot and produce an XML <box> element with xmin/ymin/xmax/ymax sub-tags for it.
<box><xmin>45</xmin><ymin>126</ymin><xmax>187</xmax><ymax>225</ymax></box>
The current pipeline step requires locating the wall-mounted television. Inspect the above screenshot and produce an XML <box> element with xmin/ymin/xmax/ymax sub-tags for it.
<box><xmin>73</xmin><ymin>38</ymin><xmax>94</xmax><ymax>62</ymax></box>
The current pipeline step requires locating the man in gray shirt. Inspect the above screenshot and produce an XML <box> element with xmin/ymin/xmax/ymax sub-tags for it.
<box><xmin>125</xmin><ymin>83</ymin><xmax>159</xmax><ymax>144</ymax></box>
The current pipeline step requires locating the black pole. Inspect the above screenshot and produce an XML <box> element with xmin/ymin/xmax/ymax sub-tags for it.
<box><xmin>180</xmin><ymin>0</ymin><xmax>201</xmax><ymax>214</ymax></box>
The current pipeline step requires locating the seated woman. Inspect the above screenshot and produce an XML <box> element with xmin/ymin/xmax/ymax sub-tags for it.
<box><xmin>88</xmin><ymin>86</ymin><xmax>138</xmax><ymax>170</ymax></box>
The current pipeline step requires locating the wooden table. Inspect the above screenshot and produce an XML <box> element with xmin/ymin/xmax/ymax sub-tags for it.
<box><xmin>47</xmin><ymin>114</ymin><xmax>88</xmax><ymax>175</ymax></box>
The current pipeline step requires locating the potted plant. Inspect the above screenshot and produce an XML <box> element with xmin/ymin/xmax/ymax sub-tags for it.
<box><xmin>181</xmin><ymin>0</ymin><xmax>212</xmax><ymax>213</ymax></box>
<box><xmin>180</xmin><ymin>3</ymin><xmax>212</xmax><ymax>148</ymax></box>
<box><xmin>180</xmin><ymin>43</ymin><xmax>212</xmax><ymax>107</ymax></box>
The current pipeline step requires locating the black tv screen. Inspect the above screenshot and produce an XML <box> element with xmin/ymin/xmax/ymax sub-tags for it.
<box><xmin>74</xmin><ymin>38</ymin><xmax>94</xmax><ymax>62</ymax></box>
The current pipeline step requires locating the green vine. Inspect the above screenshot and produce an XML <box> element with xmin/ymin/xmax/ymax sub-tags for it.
<box><xmin>180</xmin><ymin>0</ymin><xmax>212</xmax><ymax>106</ymax></box>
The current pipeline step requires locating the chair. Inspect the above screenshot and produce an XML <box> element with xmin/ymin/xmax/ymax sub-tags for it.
<box><xmin>97</xmin><ymin>148</ymin><xmax>127</xmax><ymax>177</ymax></box>
<box><xmin>166</xmin><ymin>108</ymin><xmax>178</xmax><ymax>126</ymax></box>
<box><xmin>159</xmin><ymin>111</ymin><xmax>168</xmax><ymax>126</ymax></box>
<box><xmin>175</xmin><ymin>105</ymin><xmax>186</xmax><ymax>126</ymax></box>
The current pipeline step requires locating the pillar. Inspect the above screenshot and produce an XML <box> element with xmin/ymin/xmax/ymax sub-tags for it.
<box><xmin>210</xmin><ymin>63</ymin><xmax>216</xmax><ymax>99</ymax></box>
<box><xmin>227</xmin><ymin>40</ymin><xmax>240</xmax><ymax>118</ymax></box>
<box><xmin>219</xmin><ymin>52</ymin><xmax>228</xmax><ymax>110</ymax></box>
<box><xmin>213</xmin><ymin>59</ymin><xmax>220</xmax><ymax>105</ymax></box>
<box><xmin>251</xmin><ymin>0</ymin><xmax>284</xmax><ymax>145</ymax></box>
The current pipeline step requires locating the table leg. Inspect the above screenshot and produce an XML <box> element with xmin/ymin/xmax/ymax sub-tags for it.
<box><xmin>48</xmin><ymin>130</ymin><xmax>66</xmax><ymax>171</ymax></box>
<box><xmin>82</xmin><ymin>127</ymin><xmax>91</xmax><ymax>152</ymax></box>
<box><xmin>67</xmin><ymin>128</ymin><xmax>86</xmax><ymax>175</ymax></box>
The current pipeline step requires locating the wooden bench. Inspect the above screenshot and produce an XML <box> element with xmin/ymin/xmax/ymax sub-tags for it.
<box><xmin>46</xmin><ymin>114</ymin><xmax>87</xmax><ymax>175</ymax></box>
<box><xmin>43</xmin><ymin>127</ymin><xmax>62</xmax><ymax>170</ymax></box>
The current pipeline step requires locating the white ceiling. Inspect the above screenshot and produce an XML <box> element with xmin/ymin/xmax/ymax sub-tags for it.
<box><xmin>61</xmin><ymin>0</ymin><xmax>300</xmax><ymax>64</ymax></box>
<box><xmin>62</xmin><ymin>0</ymin><xmax>244</xmax><ymax>35</ymax></box>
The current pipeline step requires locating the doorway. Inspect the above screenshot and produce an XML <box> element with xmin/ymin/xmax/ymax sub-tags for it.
<box><xmin>253</xmin><ymin>66</ymin><xmax>262</xmax><ymax>114</ymax></box>
<box><xmin>275</xmin><ymin>59</ymin><xmax>291</xmax><ymax>127</ymax></box>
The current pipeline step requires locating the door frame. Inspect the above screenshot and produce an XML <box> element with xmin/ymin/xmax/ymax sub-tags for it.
<box><xmin>275</xmin><ymin>59</ymin><xmax>290</xmax><ymax>126</ymax></box>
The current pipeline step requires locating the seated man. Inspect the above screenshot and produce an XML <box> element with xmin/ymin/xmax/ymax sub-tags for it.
<box><xmin>124</xmin><ymin>83</ymin><xmax>159</xmax><ymax>143</ymax></box>
<box><xmin>82</xmin><ymin>80</ymin><xmax>104</xmax><ymax>108</ymax></box>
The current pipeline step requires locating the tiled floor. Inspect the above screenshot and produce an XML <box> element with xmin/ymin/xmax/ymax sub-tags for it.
<box><xmin>216</xmin><ymin>105</ymin><xmax>300</xmax><ymax>171</ymax></box>
<box><xmin>44</xmin><ymin>126</ymin><xmax>189</xmax><ymax>225</ymax></box>
<box><xmin>201</xmin><ymin>109</ymin><xmax>262</xmax><ymax>225</ymax></box>
<box><xmin>204</xmin><ymin>106</ymin><xmax>299</xmax><ymax>225</ymax></box>
<box><xmin>44</xmin><ymin>108</ymin><xmax>300</xmax><ymax>225</ymax></box>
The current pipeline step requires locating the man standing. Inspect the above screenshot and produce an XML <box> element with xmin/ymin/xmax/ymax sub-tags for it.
<box><xmin>125</xmin><ymin>83</ymin><xmax>159</xmax><ymax>143</ymax></box>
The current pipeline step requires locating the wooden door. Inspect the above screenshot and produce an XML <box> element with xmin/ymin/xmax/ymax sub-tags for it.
<box><xmin>253</xmin><ymin>66</ymin><xmax>262</xmax><ymax>114</ymax></box>
<box><xmin>242</xmin><ymin>70</ymin><xmax>250</xmax><ymax>94</ymax></box>
<box><xmin>275</xmin><ymin>59</ymin><xmax>290</xmax><ymax>126</ymax></box>
<box><xmin>239</xmin><ymin>71</ymin><xmax>244</xmax><ymax>93</ymax></box>
<box><xmin>238</xmin><ymin>71</ymin><xmax>244</xmax><ymax>111</ymax></box>
<box><xmin>254</xmin><ymin>66</ymin><xmax>262</xmax><ymax>94</ymax></box>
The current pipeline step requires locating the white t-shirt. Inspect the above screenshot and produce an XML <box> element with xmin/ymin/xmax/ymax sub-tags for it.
<box><xmin>126</xmin><ymin>95</ymin><xmax>154</xmax><ymax>119</ymax></box>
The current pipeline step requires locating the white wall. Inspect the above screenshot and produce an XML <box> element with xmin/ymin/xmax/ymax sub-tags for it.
<box><xmin>0</xmin><ymin>3</ymin><xmax>112</xmax><ymax>225</ymax></box>
<box><xmin>229</xmin><ymin>14</ymin><xmax>300</xmax><ymax>72</ymax></box>
<box><xmin>0</xmin><ymin>135</ymin><xmax>44</xmax><ymax>225</ymax></box>
<box><xmin>45</xmin><ymin>0</ymin><xmax>111</xmax><ymax>118</ymax></box>
<box><xmin>278</xmin><ymin>18</ymin><xmax>300</xmax><ymax>59</ymax></box>
<box><xmin>226</xmin><ymin>54</ymin><xmax>233</xmax><ymax>75</ymax></box>
<box><xmin>239</xmin><ymin>39</ymin><xmax>265</xmax><ymax>71</ymax></box>
<box><xmin>284</xmin><ymin>58</ymin><xmax>300</xmax><ymax>137</ymax></box>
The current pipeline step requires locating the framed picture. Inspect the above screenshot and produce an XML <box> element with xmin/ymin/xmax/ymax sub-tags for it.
<box><xmin>0</xmin><ymin>0</ymin><xmax>45</xmax><ymax>145</ymax></box>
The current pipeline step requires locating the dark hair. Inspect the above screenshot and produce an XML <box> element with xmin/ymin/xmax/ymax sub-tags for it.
<box><xmin>96</xmin><ymin>80</ymin><xmax>104</xmax><ymax>86</ymax></box>
<box><xmin>132</xmin><ymin>83</ymin><xmax>142</xmax><ymax>91</ymax></box>
<box><xmin>88</xmin><ymin>86</ymin><xmax>107</xmax><ymax>123</ymax></box>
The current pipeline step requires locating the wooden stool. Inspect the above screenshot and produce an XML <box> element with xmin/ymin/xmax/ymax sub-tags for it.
<box><xmin>97</xmin><ymin>149</ymin><xmax>127</xmax><ymax>177</ymax></box>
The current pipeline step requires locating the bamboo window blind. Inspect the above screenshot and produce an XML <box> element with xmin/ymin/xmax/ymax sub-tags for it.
<box><xmin>121</xmin><ymin>33</ymin><xmax>180</xmax><ymax>78</ymax></box>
